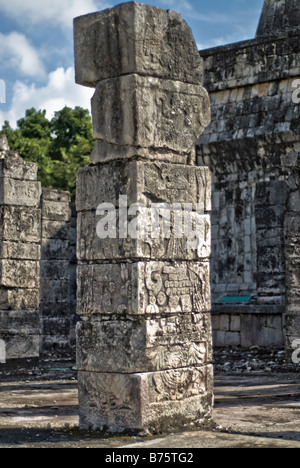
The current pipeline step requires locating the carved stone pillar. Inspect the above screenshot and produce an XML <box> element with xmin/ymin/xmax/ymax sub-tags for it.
<box><xmin>74</xmin><ymin>2</ymin><xmax>213</xmax><ymax>434</ymax></box>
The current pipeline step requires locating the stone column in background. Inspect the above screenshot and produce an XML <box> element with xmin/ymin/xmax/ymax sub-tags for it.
<box><xmin>284</xmin><ymin>152</ymin><xmax>300</xmax><ymax>351</ymax></box>
<box><xmin>74</xmin><ymin>2</ymin><xmax>212</xmax><ymax>434</ymax></box>
<box><xmin>0</xmin><ymin>135</ymin><xmax>41</xmax><ymax>362</ymax></box>
<box><xmin>255</xmin><ymin>181</ymin><xmax>288</xmax><ymax>305</ymax></box>
<box><xmin>40</xmin><ymin>188</ymin><xmax>72</xmax><ymax>356</ymax></box>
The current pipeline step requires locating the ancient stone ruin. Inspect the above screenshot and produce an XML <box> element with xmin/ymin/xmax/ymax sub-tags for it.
<box><xmin>197</xmin><ymin>0</ymin><xmax>300</xmax><ymax>350</ymax></box>
<box><xmin>0</xmin><ymin>134</ymin><xmax>77</xmax><ymax>363</ymax></box>
<box><xmin>0</xmin><ymin>0</ymin><xmax>299</xmax><ymax>437</ymax></box>
<box><xmin>74</xmin><ymin>2</ymin><xmax>213</xmax><ymax>433</ymax></box>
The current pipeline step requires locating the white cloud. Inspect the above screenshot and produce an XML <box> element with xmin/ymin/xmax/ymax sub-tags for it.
<box><xmin>0</xmin><ymin>32</ymin><xmax>45</xmax><ymax>78</ymax></box>
<box><xmin>0</xmin><ymin>67</ymin><xmax>94</xmax><ymax>128</ymax></box>
<box><xmin>197</xmin><ymin>32</ymin><xmax>251</xmax><ymax>51</ymax></box>
<box><xmin>0</xmin><ymin>0</ymin><xmax>110</xmax><ymax>29</ymax></box>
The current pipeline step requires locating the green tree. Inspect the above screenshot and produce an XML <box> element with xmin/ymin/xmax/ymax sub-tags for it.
<box><xmin>50</xmin><ymin>106</ymin><xmax>93</xmax><ymax>160</ymax></box>
<box><xmin>1</xmin><ymin>106</ymin><xmax>93</xmax><ymax>201</ymax></box>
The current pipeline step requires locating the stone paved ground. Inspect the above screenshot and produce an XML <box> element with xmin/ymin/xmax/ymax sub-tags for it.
<box><xmin>0</xmin><ymin>352</ymin><xmax>299</xmax><ymax>448</ymax></box>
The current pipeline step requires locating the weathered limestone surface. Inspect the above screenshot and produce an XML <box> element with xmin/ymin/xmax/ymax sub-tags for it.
<box><xmin>77</xmin><ymin>314</ymin><xmax>212</xmax><ymax>373</ymax></box>
<box><xmin>78</xmin><ymin>366</ymin><xmax>214</xmax><ymax>434</ymax></box>
<box><xmin>75</xmin><ymin>3</ymin><xmax>210</xmax><ymax>165</ymax></box>
<box><xmin>74</xmin><ymin>2</ymin><xmax>202</xmax><ymax>86</ymax></box>
<box><xmin>77</xmin><ymin>160</ymin><xmax>211</xmax><ymax>262</ymax></box>
<box><xmin>90</xmin><ymin>75</ymin><xmax>210</xmax><ymax>164</ymax></box>
<box><xmin>197</xmin><ymin>0</ymin><xmax>300</xmax><ymax>351</ymax></box>
<box><xmin>40</xmin><ymin>188</ymin><xmax>73</xmax><ymax>355</ymax></box>
<box><xmin>77</xmin><ymin>262</ymin><xmax>211</xmax><ymax>317</ymax></box>
<box><xmin>0</xmin><ymin>136</ymin><xmax>41</xmax><ymax>360</ymax></box>
<box><xmin>74</xmin><ymin>2</ymin><xmax>212</xmax><ymax>434</ymax></box>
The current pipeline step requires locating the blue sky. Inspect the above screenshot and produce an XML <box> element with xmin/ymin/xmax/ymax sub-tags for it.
<box><xmin>0</xmin><ymin>0</ymin><xmax>264</xmax><ymax>128</ymax></box>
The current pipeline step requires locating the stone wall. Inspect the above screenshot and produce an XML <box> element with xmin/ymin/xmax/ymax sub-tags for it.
<box><xmin>0</xmin><ymin>135</ymin><xmax>76</xmax><ymax>364</ymax></box>
<box><xmin>40</xmin><ymin>189</ymin><xmax>73</xmax><ymax>356</ymax></box>
<box><xmin>197</xmin><ymin>0</ymin><xmax>300</xmax><ymax>349</ymax></box>
<box><xmin>0</xmin><ymin>136</ymin><xmax>41</xmax><ymax>362</ymax></box>
<box><xmin>212</xmin><ymin>305</ymin><xmax>284</xmax><ymax>348</ymax></box>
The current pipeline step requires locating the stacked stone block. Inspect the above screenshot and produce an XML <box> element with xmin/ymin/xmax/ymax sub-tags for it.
<box><xmin>212</xmin><ymin>305</ymin><xmax>284</xmax><ymax>348</ymax></box>
<box><xmin>68</xmin><ymin>205</ymin><xmax>77</xmax><ymax>351</ymax></box>
<box><xmin>40</xmin><ymin>188</ymin><xmax>71</xmax><ymax>355</ymax></box>
<box><xmin>255</xmin><ymin>181</ymin><xmax>288</xmax><ymax>304</ymax></box>
<box><xmin>74</xmin><ymin>2</ymin><xmax>212</xmax><ymax>433</ymax></box>
<box><xmin>285</xmin><ymin>152</ymin><xmax>300</xmax><ymax>349</ymax></box>
<box><xmin>0</xmin><ymin>136</ymin><xmax>41</xmax><ymax>361</ymax></box>
<box><xmin>197</xmin><ymin>0</ymin><xmax>300</xmax><ymax>351</ymax></box>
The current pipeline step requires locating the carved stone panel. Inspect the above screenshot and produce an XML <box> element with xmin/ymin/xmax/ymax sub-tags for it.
<box><xmin>76</xmin><ymin>313</ymin><xmax>212</xmax><ymax>373</ymax></box>
<box><xmin>77</xmin><ymin>261</ymin><xmax>211</xmax><ymax>317</ymax></box>
<box><xmin>78</xmin><ymin>365</ymin><xmax>214</xmax><ymax>432</ymax></box>
<box><xmin>91</xmin><ymin>75</ymin><xmax>210</xmax><ymax>163</ymax></box>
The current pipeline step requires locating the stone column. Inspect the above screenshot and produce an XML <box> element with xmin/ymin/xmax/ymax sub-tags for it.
<box><xmin>285</xmin><ymin>153</ymin><xmax>300</xmax><ymax>350</ymax></box>
<box><xmin>74</xmin><ymin>2</ymin><xmax>212</xmax><ymax>434</ymax></box>
<box><xmin>0</xmin><ymin>135</ymin><xmax>41</xmax><ymax>362</ymax></box>
<box><xmin>40</xmin><ymin>188</ymin><xmax>71</xmax><ymax>356</ymax></box>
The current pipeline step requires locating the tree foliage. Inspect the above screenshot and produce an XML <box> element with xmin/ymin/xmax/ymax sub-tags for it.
<box><xmin>1</xmin><ymin>106</ymin><xmax>93</xmax><ymax>201</ymax></box>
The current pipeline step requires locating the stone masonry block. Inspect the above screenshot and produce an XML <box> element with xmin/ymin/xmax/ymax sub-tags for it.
<box><xmin>78</xmin><ymin>365</ymin><xmax>214</xmax><ymax>433</ymax></box>
<box><xmin>0</xmin><ymin>288</ymin><xmax>39</xmax><ymax>310</ymax></box>
<box><xmin>40</xmin><ymin>302</ymin><xmax>71</xmax><ymax>319</ymax></box>
<box><xmin>0</xmin><ymin>242</ymin><xmax>40</xmax><ymax>261</ymax></box>
<box><xmin>0</xmin><ymin>310</ymin><xmax>40</xmax><ymax>335</ymax></box>
<box><xmin>42</xmin><ymin>188</ymin><xmax>71</xmax><ymax>203</ymax></box>
<box><xmin>41</xmin><ymin>239</ymin><xmax>70</xmax><ymax>260</ymax></box>
<box><xmin>42</xmin><ymin>220</ymin><xmax>70</xmax><ymax>240</ymax></box>
<box><xmin>0</xmin><ymin>206</ymin><xmax>41</xmax><ymax>243</ymax></box>
<box><xmin>41</xmin><ymin>317</ymin><xmax>71</xmax><ymax>337</ymax></box>
<box><xmin>76</xmin><ymin>162</ymin><xmax>211</xmax><ymax>261</ymax></box>
<box><xmin>40</xmin><ymin>260</ymin><xmax>70</xmax><ymax>280</ymax></box>
<box><xmin>0</xmin><ymin>333</ymin><xmax>39</xmax><ymax>360</ymax></box>
<box><xmin>77</xmin><ymin>261</ymin><xmax>211</xmax><ymax>317</ymax></box>
<box><xmin>0</xmin><ymin>178</ymin><xmax>41</xmax><ymax>207</ymax></box>
<box><xmin>74</xmin><ymin>2</ymin><xmax>202</xmax><ymax>87</ymax></box>
<box><xmin>40</xmin><ymin>279</ymin><xmax>69</xmax><ymax>303</ymax></box>
<box><xmin>76</xmin><ymin>313</ymin><xmax>212</xmax><ymax>373</ymax></box>
<box><xmin>0</xmin><ymin>155</ymin><xmax>38</xmax><ymax>181</ymax></box>
<box><xmin>42</xmin><ymin>200</ymin><xmax>71</xmax><ymax>222</ymax></box>
<box><xmin>0</xmin><ymin>260</ymin><xmax>40</xmax><ymax>289</ymax></box>
<box><xmin>91</xmin><ymin>74</ymin><xmax>210</xmax><ymax>163</ymax></box>
<box><xmin>76</xmin><ymin>161</ymin><xmax>211</xmax><ymax>213</ymax></box>
<box><xmin>285</xmin><ymin>314</ymin><xmax>300</xmax><ymax>349</ymax></box>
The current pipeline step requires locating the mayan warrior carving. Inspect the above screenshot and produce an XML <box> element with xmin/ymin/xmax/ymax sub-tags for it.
<box><xmin>74</xmin><ymin>2</ymin><xmax>212</xmax><ymax>434</ymax></box>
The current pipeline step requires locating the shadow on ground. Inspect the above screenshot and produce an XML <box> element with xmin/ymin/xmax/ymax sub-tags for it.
<box><xmin>0</xmin><ymin>357</ymin><xmax>299</xmax><ymax>448</ymax></box>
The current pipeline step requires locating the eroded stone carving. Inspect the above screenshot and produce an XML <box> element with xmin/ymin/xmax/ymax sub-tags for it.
<box><xmin>75</xmin><ymin>1</ymin><xmax>212</xmax><ymax>434</ymax></box>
